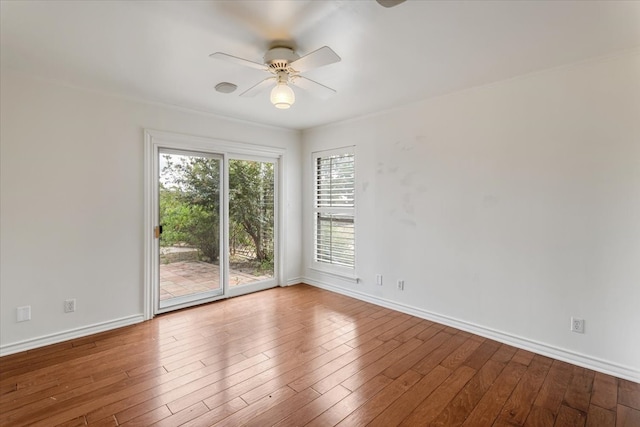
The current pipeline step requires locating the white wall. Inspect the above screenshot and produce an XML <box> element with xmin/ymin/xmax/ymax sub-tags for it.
<box><xmin>302</xmin><ymin>52</ymin><xmax>640</xmax><ymax>381</ymax></box>
<box><xmin>0</xmin><ymin>70</ymin><xmax>302</xmax><ymax>352</ymax></box>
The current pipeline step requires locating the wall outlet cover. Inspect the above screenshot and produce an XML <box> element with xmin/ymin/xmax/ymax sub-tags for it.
<box><xmin>64</xmin><ymin>299</ymin><xmax>76</xmax><ymax>313</ymax></box>
<box><xmin>571</xmin><ymin>317</ymin><xmax>585</xmax><ymax>333</ymax></box>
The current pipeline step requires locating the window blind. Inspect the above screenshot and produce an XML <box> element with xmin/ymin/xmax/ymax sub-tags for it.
<box><xmin>313</xmin><ymin>151</ymin><xmax>355</xmax><ymax>269</ymax></box>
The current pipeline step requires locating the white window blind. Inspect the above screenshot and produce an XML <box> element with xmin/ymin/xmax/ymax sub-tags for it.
<box><xmin>313</xmin><ymin>149</ymin><xmax>355</xmax><ymax>269</ymax></box>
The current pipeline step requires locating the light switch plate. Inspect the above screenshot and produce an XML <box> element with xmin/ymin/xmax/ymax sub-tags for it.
<box><xmin>17</xmin><ymin>306</ymin><xmax>31</xmax><ymax>322</ymax></box>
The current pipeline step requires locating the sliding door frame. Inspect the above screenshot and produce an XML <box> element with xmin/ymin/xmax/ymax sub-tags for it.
<box><xmin>143</xmin><ymin>129</ymin><xmax>286</xmax><ymax>320</ymax></box>
<box><xmin>225</xmin><ymin>153</ymin><xmax>279</xmax><ymax>298</ymax></box>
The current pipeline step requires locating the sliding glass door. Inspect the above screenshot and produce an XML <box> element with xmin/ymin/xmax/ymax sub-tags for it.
<box><xmin>151</xmin><ymin>145</ymin><xmax>279</xmax><ymax>314</ymax></box>
<box><xmin>227</xmin><ymin>157</ymin><xmax>276</xmax><ymax>296</ymax></box>
<box><xmin>157</xmin><ymin>149</ymin><xmax>223</xmax><ymax>311</ymax></box>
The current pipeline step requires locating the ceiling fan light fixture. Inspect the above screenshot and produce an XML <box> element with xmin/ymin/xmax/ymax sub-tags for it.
<box><xmin>211</xmin><ymin>45</ymin><xmax>340</xmax><ymax>108</ymax></box>
<box><xmin>270</xmin><ymin>82</ymin><xmax>295</xmax><ymax>109</ymax></box>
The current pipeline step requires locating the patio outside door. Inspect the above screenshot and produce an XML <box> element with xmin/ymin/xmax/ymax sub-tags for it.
<box><xmin>157</xmin><ymin>149</ymin><xmax>223</xmax><ymax>311</ymax></box>
<box><xmin>226</xmin><ymin>157</ymin><xmax>277</xmax><ymax>297</ymax></box>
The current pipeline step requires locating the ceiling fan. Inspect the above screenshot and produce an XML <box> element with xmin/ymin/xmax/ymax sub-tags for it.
<box><xmin>210</xmin><ymin>45</ymin><xmax>341</xmax><ymax>109</ymax></box>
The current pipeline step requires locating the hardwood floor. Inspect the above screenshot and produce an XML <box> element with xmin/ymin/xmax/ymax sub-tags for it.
<box><xmin>1</xmin><ymin>284</ymin><xmax>638</xmax><ymax>426</ymax></box>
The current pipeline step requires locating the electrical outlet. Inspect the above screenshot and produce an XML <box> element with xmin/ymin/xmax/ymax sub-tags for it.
<box><xmin>397</xmin><ymin>280</ymin><xmax>404</xmax><ymax>290</ymax></box>
<box><xmin>571</xmin><ymin>317</ymin><xmax>584</xmax><ymax>334</ymax></box>
<box><xmin>64</xmin><ymin>299</ymin><xmax>76</xmax><ymax>313</ymax></box>
<box><xmin>17</xmin><ymin>306</ymin><xmax>31</xmax><ymax>322</ymax></box>
<box><xmin>376</xmin><ymin>274</ymin><xmax>383</xmax><ymax>286</ymax></box>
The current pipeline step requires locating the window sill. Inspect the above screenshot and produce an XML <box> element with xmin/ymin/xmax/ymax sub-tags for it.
<box><xmin>309</xmin><ymin>267</ymin><xmax>359</xmax><ymax>284</ymax></box>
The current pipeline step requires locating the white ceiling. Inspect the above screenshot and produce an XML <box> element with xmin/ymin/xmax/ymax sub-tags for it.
<box><xmin>1</xmin><ymin>1</ymin><xmax>639</xmax><ymax>130</ymax></box>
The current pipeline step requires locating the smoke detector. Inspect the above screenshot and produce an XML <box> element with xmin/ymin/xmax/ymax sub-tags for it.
<box><xmin>214</xmin><ymin>82</ymin><xmax>238</xmax><ymax>94</ymax></box>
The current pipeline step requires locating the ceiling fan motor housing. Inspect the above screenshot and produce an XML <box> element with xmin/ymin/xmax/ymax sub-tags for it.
<box><xmin>264</xmin><ymin>47</ymin><xmax>299</xmax><ymax>72</ymax></box>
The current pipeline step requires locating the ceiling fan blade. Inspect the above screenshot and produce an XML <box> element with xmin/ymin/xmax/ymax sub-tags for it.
<box><xmin>209</xmin><ymin>52</ymin><xmax>267</xmax><ymax>71</ymax></box>
<box><xmin>240</xmin><ymin>77</ymin><xmax>276</xmax><ymax>97</ymax></box>
<box><xmin>290</xmin><ymin>76</ymin><xmax>336</xmax><ymax>99</ymax></box>
<box><xmin>289</xmin><ymin>46</ymin><xmax>341</xmax><ymax>73</ymax></box>
<box><xmin>376</xmin><ymin>0</ymin><xmax>407</xmax><ymax>7</ymax></box>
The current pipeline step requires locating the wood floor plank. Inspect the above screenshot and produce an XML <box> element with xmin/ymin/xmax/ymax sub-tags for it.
<box><xmin>3</xmin><ymin>340</ymin><xmax>151</xmax><ymax>399</ymax></box>
<box><xmin>272</xmin><ymin>385</ymin><xmax>351</xmax><ymax>427</ymax></box>
<box><xmin>336</xmin><ymin>369</ymin><xmax>422</xmax><ymax>426</ymax></box>
<box><xmin>0</xmin><ymin>285</ymin><xmax>633</xmax><ymax>427</ymax></box>
<box><xmin>306</xmin><ymin>374</ymin><xmax>393</xmax><ymax>427</ymax></box>
<box><xmin>310</xmin><ymin>339</ymin><xmax>401</xmax><ymax>394</ymax></box>
<box><xmin>262</xmin><ymin>318</ymin><xmax>350</xmax><ymax>357</ymax></box>
<box><xmin>532</xmin><ymin>359</ymin><xmax>574</xmax><ymax>415</ymax></box>
<box><xmin>119</xmin><ymin>404</ymin><xmax>171</xmax><ymax>426</ymax></box>
<box><xmin>495</xmin><ymin>354</ymin><xmax>554</xmax><ymax>426</ymax></box>
<box><xmin>463</xmin><ymin>339</ymin><xmax>501</xmax><ymax>370</ymax></box>
<box><xmin>319</xmin><ymin>316</ymin><xmax>379</xmax><ymax>351</ymax></box>
<box><xmin>375</xmin><ymin>317</ymin><xmax>422</xmax><ymax>342</ymax></box>
<box><xmin>490</xmin><ymin>343</ymin><xmax>518</xmax><ymax>364</ymax></box>
<box><xmin>243</xmin><ymin>387</ymin><xmax>320</xmax><ymax>427</ymax></box>
<box><xmin>198</xmin><ymin>344</ymin><xmax>355</xmax><ymax>413</ymax></box>
<box><xmin>179</xmin><ymin>397</ymin><xmax>247</xmax><ymax>427</ymax></box>
<box><xmin>382</xmin><ymin>330</ymin><xmax>452</xmax><ymax>379</ymax></box>
<box><xmin>87</xmin><ymin>415</ymin><xmax>119</xmax><ymax>427</ymax></box>
<box><xmin>3</xmin><ymin>370</ymin><xmax>130</xmax><ymax>426</ymax></box>
<box><xmin>554</xmin><ymin>404</ymin><xmax>587</xmax><ymax>427</ymax></box>
<box><xmin>394</xmin><ymin>319</ymin><xmax>433</xmax><ymax>342</ymax></box>
<box><xmin>591</xmin><ymin>372</ymin><xmax>619</xmax><ymax>411</ymax></box>
<box><xmin>512</xmin><ymin>348</ymin><xmax>536</xmax><ymax>366</ymax></box>
<box><xmin>439</xmin><ymin>334</ymin><xmax>484</xmax><ymax>371</ymax></box>
<box><xmin>618</xmin><ymin>379</ymin><xmax>640</xmax><ymax>410</ymax></box>
<box><xmin>239</xmin><ymin>319</ymin><xmax>336</xmax><ymax>359</ymax></box>
<box><xmin>55</xmin><ymin>415</ymin><xmax>87</xmax><ymax>427</ymax></box>
<box><xmin>416</xmin><ymin>322</ymin><xmax>445</xmax><ymax>341</ymax></box>
<box><xmin>287</xmin><ymin>338</ymin><xmax>385</xmax><ymax>392</ymax></box>
<box><xmin>86</xmin><ymin>354</ymin><xmax>264</xmax><ymax>424</ymax></box>
<box><xmin>462</xmin><ymin>361</ymin><xmax>528</xmax><ymax>426</ymax></box>
<box><xmin>617</xmin><ymin>403</ymin><xmax>640</xmax><ymax>427</ymax></box>
<box><xmin>563</xmin><ymin>365</ymin><xmax>596</xmax><ymax>413</ymax></box>
<box><xmin>585</xmin><ymin>403</ymin><xmax>616</xmax><ymax>427</ymax></box>
<box><xmin>412</xmin><ymin>333</ymin><xmax>468</xmax><ymax>375</ymax></box>
<box><xmin>368</xmin><ymin>365</ymin><xmax>452</xmax><ymax>427</ymax></box>
<box><xmin>210</xmin><ymin>385</ymin><xmax>297</xmax><ymax>426</ymax></box>
<box><xmin>344</xmin><ymin>313</ymin><xmax>411</xmax><ymax>348</ymax></box>
<box><xmin>164</xmin><ymin>345</ymin><xmax>325</xmax><ymax>415</ymax></box>
<box><xmin>83</xmin><ymin>362</ymin><xmax>201</xmax><ymax>423</ymax></box>
<box><xmin>0</xmin><ymin>378</ymin><xmax>63</xmax><ymax>412</ymax></box>
<box><xmin>431</xmin><ymin>359</ymin><xmax>506</xmax><ymax>426</ymax></box>
<box><xmin>149</xmin><ymin>401</ymin><xmax>209</xmax><ymax>427</ymax></box>
<box><xmin>524</xmin><ymin>405</ymin><xmax>556</xmax><ymax>427</ymax></box>
<box><xmin>239</xmin><ymin>344</ymin><xmax>352</xmax><ymax>405</ymax></box>
<box><xmin>398</xmin><ymin>365</ymin><xmax>476</xmax><ymax>426</ymax></box>
<box><xmin>0</xmin><ymin>381</ymin><xmax>17</xmax><ymax>397</ymax></box>
<box><xmin>339</xmin><ymin>338</ymin><xmax>424</xmax><ymax>391</ymax></box>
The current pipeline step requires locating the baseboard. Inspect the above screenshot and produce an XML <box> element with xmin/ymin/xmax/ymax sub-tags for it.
<box><xmin>303</xmin><ymin>277</ymin><xmax>640</xmax><ymax>383</ymax></box>
<box><xmin>285</xmin><ymin>277</ymin><xmax>303</xmax><ymax>286</ymax></box>
<box><xmin>0</xmin><ymin>314</ymin><xmax>145</xmax><ymax>357</ymax></box>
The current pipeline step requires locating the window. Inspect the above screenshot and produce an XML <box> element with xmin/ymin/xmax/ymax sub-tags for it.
<box><xmin>313</xmin><ymin>148</ymin><xmax>355</xmax><ymax>270</ymax></box>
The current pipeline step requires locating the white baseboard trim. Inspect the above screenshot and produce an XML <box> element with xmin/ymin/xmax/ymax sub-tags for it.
<box><xmin>303</xmin><ymin>277</ymin><xmax>640</xmax><ymax>383</ymax></box>
<box><xmin>0</xmin><ymin>314</ymin><xmax>145</xmax><ymax>357</ymax></box>
<box><xmin>285</xmin><ymin>277</ymin><xmax>303</xmax><ymax>286</ymax></box>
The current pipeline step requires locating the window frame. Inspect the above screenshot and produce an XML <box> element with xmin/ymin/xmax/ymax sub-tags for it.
<box><xmin>311</xmin><ymin>146</ymin><xmax>356</xmax><ymax>280</ymax></box>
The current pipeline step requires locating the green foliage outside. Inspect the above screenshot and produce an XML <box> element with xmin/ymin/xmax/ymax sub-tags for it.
<box><xmin>159</xmin><ymin>186</ymin><xmax>220</xmax><ymax>262</ymax></box>
<box><xmin>229</xmin><ymin>159</ymin><xmax>274</xmax><ymax>263</ymax></box>
<box><xmin>159</xmin><ymin>155</ymin><xmax>274</xmax><ymax>275</ymax></box>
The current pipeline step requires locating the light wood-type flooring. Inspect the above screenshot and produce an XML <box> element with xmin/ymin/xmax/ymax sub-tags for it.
<box><xmin>1</xmin><ymin>284</ymin><xmax>638</xmax><ymax>426</ymax></box>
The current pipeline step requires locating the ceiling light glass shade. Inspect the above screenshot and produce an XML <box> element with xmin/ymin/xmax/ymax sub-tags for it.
<box><xmin>270</xmin><ymin>83</ymin><xmax>295</xmax><ymax>109</ymax></box>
